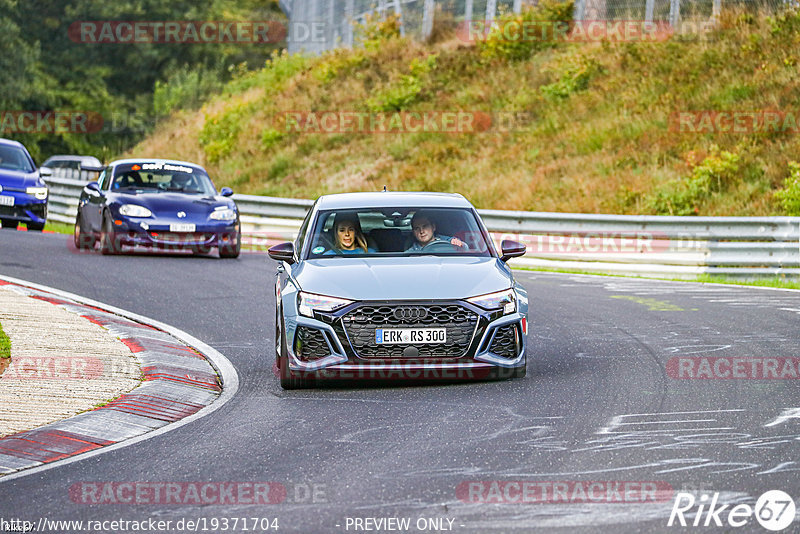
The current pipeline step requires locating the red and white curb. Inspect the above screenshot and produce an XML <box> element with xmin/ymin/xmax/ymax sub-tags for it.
<box><xmin>0</xmin><ymin>275</ymin><xmax>239</xmax><ymax>481</ymax></box>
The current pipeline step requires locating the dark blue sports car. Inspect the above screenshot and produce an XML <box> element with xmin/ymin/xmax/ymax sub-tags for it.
<box><xmin>0</xmin><ymin>138</ymin><xmax>51</xmax><ymax>231</ymax></box>
<box><xmin>74</xmin><ymin>158</ymin><xmax>241</xmax><ymax>258</ymax></box>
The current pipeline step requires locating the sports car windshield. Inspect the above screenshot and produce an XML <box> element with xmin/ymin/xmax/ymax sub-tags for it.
<box><xmin>0</xmin><ymin>145</ymin><xmax>35</xmax><ymax>173</ymax></box>
<box><xmin>112</xmin><ymin>162</ymin><xmax>216</xmax><ymax>195</ymax></box>
<box><xmin>306</xmin><ymin>207</ymin><xmax>493</xmax><ymax>258</ymax></box>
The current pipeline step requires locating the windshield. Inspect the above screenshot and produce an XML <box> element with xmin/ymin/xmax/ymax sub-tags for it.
<box><xmin>306</xmin><ymin>207</ymin><xmax>494</xmax><ymax>259</ymax></box>
<box><xmin>0</xmin><ymin>145</ymin><xmax>35</xmax><ymax>173</ymax></box>
<box><xmin>112</xmin><ymin>162</ymin><xmax>216</xmax><ymax>195</ymax></box>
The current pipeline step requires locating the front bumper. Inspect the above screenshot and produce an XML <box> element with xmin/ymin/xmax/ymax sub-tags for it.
<box><xmin>110</xmin><ymin>219</ymin><xmax>238</xmax><ymax>249</ymax></box>
<box><xmin>283</xmin><ymin>300</ymin><xmax>527</xmax><ymax>378</ymax></box>
<box><xmin>0</xmin><ymin>191</ymin><xmax>47</xmax><ymax>224</ymax></box>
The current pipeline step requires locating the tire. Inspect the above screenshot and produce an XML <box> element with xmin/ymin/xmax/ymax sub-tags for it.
<box><xmin>100</xmin><ymin>214</ymin><xmax>121</xmax><ymax>255</ymax></box>
<box><xmin>219</xmin><ymin>219</ymin><xmax>241</xmax><ymax>259</ymax></box>
<box><xmin>0</xmin><ymin>219</ymin><xmax>16</xmax><ymax>229</ymax></box>
<box><xmin>73</xmin><ymin>213</ymin><xmax>96</xmax><ymax>250</ymax></box>
<box><xmin>278</xmin><ymin>316</ymin><xmax>308</xmax><ymax>390</ymax></box>
<box><xmin>27</xmin><ymin>221</ymin><xmax>45</xmax><ymax>231</ymax></box>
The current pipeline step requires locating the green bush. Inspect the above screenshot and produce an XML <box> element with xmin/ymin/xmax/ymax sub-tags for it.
<box><xmin>478</xmin><ymin>0</ymin><xmax>574</xmax><ymax>61</ymax></box>
<box><xmin>225</xmin><ymin>50</ymin><xmax>309</xmax><ymax>96</ymax></box>
<box><xmin>356</xmin><ymin>13</ymin><xmax>402</xmax><ymax>51</ymax></box>
<box><xmin>312</xmin><ymin>49</ymin><xmax>369</xmax><ymax>84</ymax></box>
<box><xmin>648</xmin><ymin>150</ymin><xmax>741</xmax><ymax>215</ymax></box>
<box><xmin>200</xmin><ymin>51</ymin><xmax>309</xmax><ymax>162</ymax></box>
<box><xmin>260</xmin><ymin>128</ymin><xmax>285</xmax><ymax>151</ymax></box>
<box><xmin>367</xmin><ymin>54</ymin><xmax>436</xmax><ymax>112</ymax></box>
<box><xmin>153</xmin><ymin>65</ymin><xmax>225</xmax><ymax>117</ymax></box>
<box><xmin>775</xmin><ymin>161</ymin><xmax>800</xmax><ymax>215</ymax></box>
<box><xmin>199</xmin><ymin>103</ymin><xmax>251</xmax><ymax>163</ymax></box>
<box><xmin>540</xmin><ymin>53</ymin><xmax>603</xmax><ymax>99</ymax></box>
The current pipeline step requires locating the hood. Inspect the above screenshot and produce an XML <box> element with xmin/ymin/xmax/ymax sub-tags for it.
<box><xmin>111</xmin><ymin>192</ymin><xmax>232</xmax><ymax>215</ymax></box>
<box><xmin>0</xmin><ymin>169</ymin><xmax>41</xmax><ymax>190</ymax></box>
<box><xmin>293</xmin><ymin>256</ymin><xmax>513</xmax><ymax>301</ymax></box>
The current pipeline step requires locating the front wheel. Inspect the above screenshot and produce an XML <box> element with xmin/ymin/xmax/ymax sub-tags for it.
<box><xmin>74</xmin><ymin>213</ymin><xmax>96</xmax><ymax>250</ymax></box>
<box><xmin>219</xmin><ymin>219</ymin><xmax>241</xmax><ymax>259</ymax></box>
<box><xmin>278</xmin><ymin>318</ymin><xmax>308</xmax><ymax>390</ymax></box>
<box><xmin>100</xmin><ymin>214</ymin><xmax>122</xmax><ymax>255</ymax></box>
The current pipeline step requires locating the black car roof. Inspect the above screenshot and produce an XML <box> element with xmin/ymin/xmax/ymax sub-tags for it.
<box><xmin>316</xmin><ymin>192</ymin><xmax>472</xmax><ymax>210</ymax></box>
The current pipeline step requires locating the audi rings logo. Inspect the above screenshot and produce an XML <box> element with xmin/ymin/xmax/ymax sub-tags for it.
<box><xmin>394</xmin><ymin>307</ymin><xmax>428</xmax><ymax>321</ymax></box>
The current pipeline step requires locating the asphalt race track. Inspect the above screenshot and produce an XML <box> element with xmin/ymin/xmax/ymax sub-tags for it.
<box><xmin>2</xmin><ymin>228</ymin><xmax>800</xmax><ymax>533</ymax></box>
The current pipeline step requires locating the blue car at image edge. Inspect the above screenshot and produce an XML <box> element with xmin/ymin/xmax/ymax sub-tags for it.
<box><xmin>0</xmin><ymin>138</ymin><xmax>51</xmax><ymax>230</ymax></box>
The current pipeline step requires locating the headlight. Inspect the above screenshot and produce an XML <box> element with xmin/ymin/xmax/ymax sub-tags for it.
<box><xmin>26</xmin><ymin>187</ymin><xmax>48</xmax><ymax>200</ymax></box>
<box><xmin>297</xmin><ymin>291</ymin><xmax>353</xmax><ymax>317</ymax></box>
<box><xmin>210</xmin><ymin>208</ymin><xmax>236</xmax><ymax>221</ymax></box>
<box><xmin>467</xmin><ymin>288</ymin><xmax>516</xmax><ymax>315</ymax></box>
<box><xmin>119</xmin><ymin>204</ymin><xmax>152</xmax><ymax>217</ymax></box>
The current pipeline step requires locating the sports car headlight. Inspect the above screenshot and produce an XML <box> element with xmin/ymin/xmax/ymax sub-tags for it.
<box><xmin>26</xmin><ymin>187</ymin><xmax>48</xmax><ymax>200</ymax></box>
<box><xmin>210</xmin><ymin>208</ymin><xmax>236</xmax><ymax>220</ymax></box>
<box><xmin>119</xmin><ymin>204</ymin><xmax>152</xmax><ymax>218</ymax></box>
<box><xmin>297</xmin><ymin>291</ymin><xmax>353</xmax><ymax>318</ymax></box>
<box><xmin>468</xmin><ymin>288</ymin><xmax>516</xmax><ymax>315</ymax></box>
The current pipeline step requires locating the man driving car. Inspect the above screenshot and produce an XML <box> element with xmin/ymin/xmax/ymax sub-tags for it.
<box><xmin>405</xmin><ymin>211</ymin><xmax>466</xmax><ymax>252</ymax></box>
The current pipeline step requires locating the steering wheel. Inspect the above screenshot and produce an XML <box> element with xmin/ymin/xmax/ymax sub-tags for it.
<box><xmin>422</xmin><ymin>240</ymin><xmax>458</xmax><ymax>252</ymax></box>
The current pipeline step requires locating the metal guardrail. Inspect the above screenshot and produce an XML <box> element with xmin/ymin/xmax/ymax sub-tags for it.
<box><xmin>42</xmin><ymin>176</ymin><xmax>800</xmax><ymax>279</ymax></box>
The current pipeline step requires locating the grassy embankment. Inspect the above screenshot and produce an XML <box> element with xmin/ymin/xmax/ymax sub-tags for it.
<box><xmin>126</xmin><ymin>4</ymin><xmax>800</xmax><ymax>216</ymax></box>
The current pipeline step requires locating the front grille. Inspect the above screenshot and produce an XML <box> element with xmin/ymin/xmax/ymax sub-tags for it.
<box><xmin>489</xmin><ymin>324</ymin><xmax>519</xmax><ymax>359</ymax></box>
<box><xmin>342</xmin><ymin>304</ymin><xmax>478</xmax><ymax>359</ymax></box>
<box><xmin>149</xmin><ymin>232</ymin><xmax>212</xmax><ymax>244</ymax></box>
<box><xmin>294</xmin><ymin>326</ymin><xmax>330</xmax><ymax>361</ymax></box>
<box><xmin>0</xmin><ymin>204</ymin><xmax>43</xmax><ymax>218</ymax></box>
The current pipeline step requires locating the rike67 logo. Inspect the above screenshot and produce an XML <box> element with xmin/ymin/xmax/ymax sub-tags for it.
<box><xmin>668</xmin><ymin>490</ymin><xmax>796</xmax><ymax>531</ymax></box>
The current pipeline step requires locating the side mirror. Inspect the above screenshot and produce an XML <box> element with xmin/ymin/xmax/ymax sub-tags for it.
<box><xmin>39</xmin><ymin>166</ymin><xmax>53</xmax><ymax>178</ymax></box>
<box><xmin>500</xmin><ymin>239</ymin><xmax>526</xmax><ymax>262</ymax></box>
<box><xmin>220</xmin><ymin>187</ymin><xmax>233</xmax><ymax>197</ymax></box>
<box><xmin>85</xmin><ymin>181</ymin><xmax>101</xmax><ymax>193</ymax></box>
<box><xmin>268</xmin><ymin>242</ymin><xmax>295</xmax><ymax>264</ymax></box>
